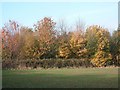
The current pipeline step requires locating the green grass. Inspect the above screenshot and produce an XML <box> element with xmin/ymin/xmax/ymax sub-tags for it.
<box><xmin>2</xmin><ymin>67</ymin><xmax>119</xmax><ymax>88</ymax></box>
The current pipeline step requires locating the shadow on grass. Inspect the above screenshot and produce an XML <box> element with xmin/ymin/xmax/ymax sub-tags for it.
<box><xmin>2</xmin><ymin>70</ymin><xmax>118</xmax><ymax>88</ymax></box>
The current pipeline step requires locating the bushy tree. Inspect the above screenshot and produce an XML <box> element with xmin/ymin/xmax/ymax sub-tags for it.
<box><xmin>0</xmin><ymin>29</ymin><xmax>1</xmax><ymax>72</ymax></box>
<box><xmin>34</xmin><ymin>17</ymin><xmax>56</xmax><ymax>59</ymax></box>
<box><xmin>85</xmin><ymin>25</ymin><xmax>100</xmax><ymax>58</ymax></box>
<box><xmin>19</xmin><ymin>27</ymin><xmax>36</xmax><ymax>59</ymax></box>
<box><xmin>110</xmin><ymin>27</ymin><xmax>120</xmax><ymax>66</ymax></box>
<box><xmin>57</xmin><ymin>31</ymin><xmax>71</xmax><ymax>58</ymax></box>
<box><xmin>70</xmin><ymin>30</ymin><xmax>87</xmax><ymax>58</ymax></box>
<box><xmin>57</xmin><ymin>20</ymin><xmax>72</xmax><ymax>58</ymax></box>
<box><xmin>70</xmin><ymin>21</ymin><xmax>87</xmax><ymax>59</ymax></box>
<box><xmin>2</xmin><ymin>20</ymin><xmax>20</xmax><ymax>60</ymax></box>
<box><xmin>58</xmin><ymin>43</ymin><xmax>71</xmax><ymax>59</ymax></box>
<box><xmin>1</xmin><ymin>18</ymin><xmax>120</xmax><ymax>68</ymax></box>
<box><xmin>91</xmin><ymin>27</ymin><xmax>112</xmax><ymax>67</ymax></box>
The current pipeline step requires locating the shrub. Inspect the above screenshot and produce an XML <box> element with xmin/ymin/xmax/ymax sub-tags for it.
<box><xmin>2</xmin><ymin>59</ymin><xmax>94</xmax><ymax>69</ymax></box>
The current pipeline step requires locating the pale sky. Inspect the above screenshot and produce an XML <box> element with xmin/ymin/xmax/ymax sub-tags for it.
<box><xmin>0</xmin><ymin>1</ymin><xmax>119</xmax><ymax>33</ymax></box>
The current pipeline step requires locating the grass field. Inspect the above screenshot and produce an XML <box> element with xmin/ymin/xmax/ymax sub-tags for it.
<box><xmin>2</xmin><ymin>67</ymin><xmax>119</xmax><ymax>88</ymax></box>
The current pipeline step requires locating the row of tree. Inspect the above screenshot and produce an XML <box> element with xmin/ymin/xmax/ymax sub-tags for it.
<box><xmin>1</xmin><ymin>17</ymin><xmax>120</xmax><ymax>67</ymax></box>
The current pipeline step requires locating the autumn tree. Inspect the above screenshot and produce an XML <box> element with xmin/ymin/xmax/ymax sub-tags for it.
<box><xmin>56</xmin><ymin>20</ymin><xmax>72</xmax><ymax>58</ymax></box>
<box><xmin>0</xmin><ymin>30</ymin><xmax>2</xmax><ymax>60</ymax></box>
<box><xmin>1</xmin><ymin>18</ymin><xmax>119</xmax><ymax>68</ymax></box>
<box><xmin>57</xmin><ymin>32</ymin><xmax>71</xmax><ymax>59</ymax></box>
<box><xmin>34</xmin><ymin>17</ymin><xmax>56</xmax><ymax>59</ymax></box>
<box><xmin>70</xmin><ymin>21</ymin><xmax>87</xmax><ymax>59</ymax></box>
<box><xmin>2</xmin><ymin>29</ymin><xmax>10</xmax><ymax>59</ymax></box>
<box><xmin>85</xmin><ymin>25</ymin><xmax>100</xmax><ymax>58</ymax></box>
<box><xmin>91</xmin><ymin>27</ymin><xmax>112</xmax><ymax>67</ymax></box>
<box><xmin>19</xmin><ymin>27</ymin><xmax>37</xmax><ymax>59</ymax></box>
<box><xmin>2</xmin><ymin>20</ymin><xmax>20</xmax><ymax>60</ymax></box>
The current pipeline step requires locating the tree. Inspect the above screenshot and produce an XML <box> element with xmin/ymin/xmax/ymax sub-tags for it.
<box><xmin>34</xmin><ymin>17</ymin><xmax>56</xmax><ymax>59</ymax></box>
<box><xmin>57</xmin><ymin>32</ymin><xmax>72</xmax><ymax>59</ymax></box>
<box><xmin>56</xmin><ymin>20</ymin><xmax>72</xmax><ymax>58</ymax></box>
<box><xmin>0</xmin><ymin>29</ymin><xmax>2</xmax><ymax>60</ymax></box>
<box><xmin>2</xmin><ymin>20</ymin><xmax>20</xmax><ymax>60</ymax></box>
<box><xmin>70</xmin><ymin>30</ymin><xmax>87</xmax><ymax>58</ymax></box>
<box><xmin>58</xmin><ymin>43</ymin><xmax>71</xmax><ymax>59</ymax></box>
<box><xmin>19</xmin><ymin>27</ymin><xmax>36</xmax><ymax>59</ymax></box>
<box><xmin>70</xmin><ymin>21</ymin><xmax>87</xmax><ymax>59</ymax></box>
<box><xmin>85</xmin><ymin>25</ymin><xmax>100</xmax><ymax>58</ymax></box>
<box><xmin>91</xmin><ymin>27</ymin><xmax>112</xmax><ymax>67</ymax></box>
<box><xmin>110</xmin><ymin>26</ymin><xmax>120</xmax><ymax>66</ymax></box>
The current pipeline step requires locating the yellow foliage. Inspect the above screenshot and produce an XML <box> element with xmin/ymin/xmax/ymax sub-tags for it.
<box><xmin>91</xmin><ymin>28</ymin><xmax>112</xmax><ymax>67</ymax></box>
<box><xmin>70</xmin><ymin>30</ymin><xmax>88</xmax><ymax>58</ymax></box>
<box><xmin>58</xmin><ymin>43</ymin><xmax>71</xmax><ymax>59</ymax></box>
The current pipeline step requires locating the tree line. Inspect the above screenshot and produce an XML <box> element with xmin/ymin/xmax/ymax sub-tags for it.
<box><xmin>1</xmin><ymin>17</ymin><xmax>120</xmax><ymax>68</ymax></box>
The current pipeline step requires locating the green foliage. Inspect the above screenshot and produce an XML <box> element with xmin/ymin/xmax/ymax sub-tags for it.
<box><xmin>85</xmin><ymin>25</ymin><xmax>99</xmax><ymax>58</ymax></box>
<box><xmin>110</xmin><ymin>28</ymin><xmax>120</xmax><ymax>66</ymax></box>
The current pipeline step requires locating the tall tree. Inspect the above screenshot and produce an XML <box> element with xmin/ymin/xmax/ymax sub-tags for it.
<box><xmin>57</xmin><ymin>20</ymin><xmax>71</xmax><ymax>58</ymax></box>
<box><xmin>70</xmin><ymin>30</ymin><xmax>87</xmax><ymax>58</ymax></box>
<box><xmin>91</xmin><ymin>27</ymin><xmax>112</xmax><ymax>67</ymax></box>
<box><xmin>85</xmin><ymin>25</ymin><xmax>100</xmax><ymax>58</ymax></box>
<box><xmin>19</xmin><ymin>27</ymin><xmax>36</xmax><ymax>59</ymax></box>
<box><xmin>2</xmin><ymin>20</ymin><xmax>20</xmax><ymax>60</ymax></box>
<box><xmin>70</xmin><ymin>21</ymin><xmax>87</xmax><ymax>59</ymax></box>
<box><xmin>110</xmin><ymin>26</ymin><xmax>120</xmax><ymax>66</ymax></box>
<box><xmin>34</xmin><ymin>17</ymin><xmax>56</xmax><ymax>58</ymax></box>
<box><xmin>0</xmin><ymin>29</ymin><xmax>2</xmax><ymax>60</ymax></box>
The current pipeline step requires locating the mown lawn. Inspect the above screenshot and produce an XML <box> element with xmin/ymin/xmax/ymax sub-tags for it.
<box><xmin>2</xmin><ymin>67</ymin><xmax>119</xmax><ymax>88</ymax></box>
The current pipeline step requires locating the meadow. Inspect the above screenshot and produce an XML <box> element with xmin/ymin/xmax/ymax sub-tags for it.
<box><xmin>1</xmin><ymin>2</ymin><xmax>120</xmax><ymax>89</ymax></box>
<box><xmin>2</xmin><ymin>67</ymin><xmax>119</xmax><ymax>88</ymax></box>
